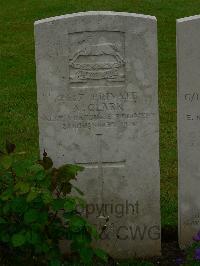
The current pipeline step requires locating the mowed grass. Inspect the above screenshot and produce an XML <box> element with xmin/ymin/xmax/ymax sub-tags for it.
<box><xmin>1</xmin><ymin>0</ymin><xmax>200</xmax><ymax>229</ymax></box>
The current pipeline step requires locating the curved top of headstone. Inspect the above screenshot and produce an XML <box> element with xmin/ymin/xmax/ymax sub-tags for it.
<box><xmin>177</xmin><ymin>14</ymin><xmax>200</xmax><ymax>23</ymax></box>
<box><xmin>34</xmin><ymin>11</ymin><xmax>156</xmax><ymax>25</ymax></box>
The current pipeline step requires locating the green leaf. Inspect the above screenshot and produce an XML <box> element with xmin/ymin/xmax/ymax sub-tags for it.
<box><xmin>40</xmin><ymin>156</ymin><xmax>53</xmax><ymax>170</ymax></box>
<box><xmin>0</xmin><ymin>155</ymin><xmax>12</xmax><ymax>169</ymax></box>
<box><xmin>26</xmin><ymin>231</ymin><xmax>41</xmax><ymax>245</ymax></box>
<box><xmin>74</xmin><ymin>196</ymin><xmax>86</xmax><ymax>208</ymax></box>
<box><xmin>41</xmin><ymin>242</ymin><xmax>50</xmax><ymax>253</ymax></box>
<box><xmin>73</xmin><ymin>164</ymin><xmax>84</xmax><ymax>172</ymax></box>
<box><xmin>3</xmin><ymin>204</ymin><xmax>10</xmax><ymax>215</ymax></box>
<box><xmin>0</xmin><ymin>217</ymin><xmax>6</xmax><ymax>224</ymax></box>
<box><xmin>50</xmin><ymin>259</ymin><xmax>61</xmax><ymax>266</ymax></box>
<box><xmin>12</xmin><ymin>159</ymin><xmax>33</xmax><ymax>176</ymax></box>
<box><xmin>62</xmin><ymin>183</ymin><xmax>72</xmax><ymax>195</ymax></box>
<box><xmin>69</xmin><ymin>216</ymin><xmax>85</xmax><ymax>232</ymax></box>
<box><xmin>31</xmin><ymin>231</ymin><xmax>40</xmax><ymax>244</ymax></box>
<box><xmin>0</xmin><ymin>232</ymin><xmax>10</xmax><ymax>243</ymax></box>
<box><xmin>64</xmin><ymin>198</ymin><xmax>76</xmax><ymax>212</ymax></box>
<box><xmin>12</xmin><ymin>232</ymin><xmax>26</xmax><ymax>247</ymax></box>
<box><xmin>28</xmin><ymin>164</ymin><xmax>46</xmax><ymax>181</ymax></box>
<box><xmin>11</xmin><ymin>197</ymin><xmax>28</xmax><ymax>214</ymax></box>
<box><xmin>1</xmin><ymin>188</ymin><xmax>13</xmax><ymax>201</ymax></box>
<box><xmin>39</xmin><ymin>212</ymin><xmax>48</xmax><ymax>225</ymax></box>
<box><xmin>52</xmin><ymin>199</ymin><xmax>65</xmax><ymax>211</ymax></box>
<box><xmin>73</xmin><ymin>232</ymin><xmax>91</xmax><ymax>246</ymax></box>
<box><xmin>57</xmin><ymin>164</ymin><xmax>84</xmax><ymax>183</ymax></box>
<box><xmin>31</xmin><ymin>222</ymin><xmax>44</xmax><ymax>231</ymax></box>
<box><xmin>25</xmin><ymin>231</ymin><xmax>31</xmax><ymax>243</ymax></box>
<box><xmin>63</xmin><ymin>211</ymin><xmax>76</xmax><ymax>220</ymax></box>
<box><xmin>29</xmin><ymin>164</ymin><xmax>44</xmax><ymax>174</ymax></box>
<box><xmin>42</xmin><ymin>190</ymin><xmax>52</xmax><ymax>204</ymax></box>
<box><xmin>26</xmin><ymin>188</ymin><xmax>39</xmax><ymax>202</ymax></box>
<box><xmin>86</xmin><ymin>223</ymin><xmax>99</xmax><ymax>240</ymax></box>
<box><xmin>79</xmin><ymin>247</ymin><xmax>93</xmax><ymax>265</ymax></box>
<box><xmin>94</xmin><ymin>248</ymin><xmax>108</xmax><ymax>262</ymax></box>
<box><xmin>0</xmin><ymin>171</ymin><xmax>13</xmax><ymax>183</ymax></box>
<box><xmin>35</xmin><ymin>170</ymin><xmax>46</xmax><ymax>181</ymax></box>
<box><xmin>41</xmin><ymin>174</ymin><xmax>51</xmax><ymax>187</ymax></box>
<box><xmin>15</xmin><ymin>181</ymin><xmax>30</xmax><ymax>194</ymax></box>
<box><xmin>24</xmin><ymin>209</ymin><xmax>39</xmax><ymax>223</ymax></box>
<box><xmin>6</xmin><ymin>140</ymin><xmax>16</xmax><ymax>154</ymax></box>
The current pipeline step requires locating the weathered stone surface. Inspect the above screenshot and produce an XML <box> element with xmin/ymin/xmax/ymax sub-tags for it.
<box><xmin>177</xmin><ymin>15</ymin><xmax>200</xmax><ymax>249</ymax></box>
<box><xmin>34</xmin><ymin>11</ymin><xmax>161</xmax><ymax>258</ymax></box>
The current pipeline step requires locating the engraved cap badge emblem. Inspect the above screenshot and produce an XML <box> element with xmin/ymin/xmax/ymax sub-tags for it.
<box><xmin>69</xmin><ymin>43</ymin><xmax>125</xmax><ymax>82</ymax></box>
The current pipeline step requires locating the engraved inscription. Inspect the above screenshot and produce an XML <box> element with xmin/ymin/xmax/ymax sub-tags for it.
<box><xmin>184</xmin><ymin>211</ymin><xmax>200</xmax><ymax>226</ymax></box>
<box><xmin>40</xmin><ymin>87</ymin><xmax>155</xmax><ymax>130</ymax></box>
<box><xmin>69</xmin><ymin>31</ymin><xmax>125</xmax><ymax>84</ymax></box>
<box><xmin>39</xmin><ymin>31</ymin><xmax>156</xmax><ymax>130</ymax></box>
<box><xmin>184</xmin><ymin>92</ymin><xmax>199</xmax><ymax>102</ymax></box>
<box><xmin>183</xmin><ymin>92</ymin><xmax>200</xmax><ymax>121</ymax></box>
<box><xmin>40</xmin><ymin>85</ymin><xmax>156</xmax><ymax>130</ymax></box>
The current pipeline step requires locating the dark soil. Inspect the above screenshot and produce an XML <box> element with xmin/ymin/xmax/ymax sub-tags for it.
<box><xmin>150</xmin><ymin>226</ymin><xmax>186</xmax><ymax>266</ymax></box>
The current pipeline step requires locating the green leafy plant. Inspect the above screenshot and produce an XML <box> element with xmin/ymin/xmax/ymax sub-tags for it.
<box><xmin>0</xmin><ymin>141</ymin><xmax>108</xmax><ymax>266</ymax></box>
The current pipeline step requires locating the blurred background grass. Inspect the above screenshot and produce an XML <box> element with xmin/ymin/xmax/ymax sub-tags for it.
<box><xmin>1</xmin><ymin>0</ymin><xmax>200</xmax><ymax>228</ymax></box>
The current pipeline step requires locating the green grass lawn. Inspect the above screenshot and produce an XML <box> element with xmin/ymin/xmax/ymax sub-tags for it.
<box><xmin>1</xmin><ymin>0</ymin><xmax>200</xmax><ymax>236</ymax></box>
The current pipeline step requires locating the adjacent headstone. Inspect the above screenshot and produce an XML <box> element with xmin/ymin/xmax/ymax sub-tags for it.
<box><xmin>34</xmin><ymin>11</ymin><xmax>161</xmax><ymax>258</ymax></box>
<box><xmin>177</xmin><ymin>15</ymin><xmax>200</xmax><ymax>248</ymax></box>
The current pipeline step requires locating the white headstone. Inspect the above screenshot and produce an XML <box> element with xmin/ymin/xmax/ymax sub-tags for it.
<box><xmin>34</xmin><ymin>11</ymin><xmax>161</xmax><ymax>258</ymax></box>
<box><xmin>177</xmin><ymin>15</ymin><xmax>200</xmax><ymax>248</ymax></box>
